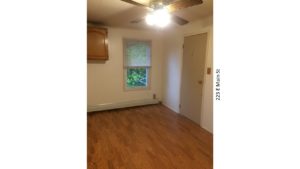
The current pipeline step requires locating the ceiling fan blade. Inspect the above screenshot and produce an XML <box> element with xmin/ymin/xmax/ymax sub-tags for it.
<box><xmin>171</xmin><ymin>15</ymin><xmax>189</xmax><ymax>25</ymax></box>
<box><xmin>120</xmin><ymin>0</ymin><xmax>148</xmax><ymax>7</ymax></box>
<box><xmin>130</xmin><ymin>15</ymin><xmax>189</xmax><ymax>25</ymax></box>
<box><xmin>130</xmin><ymin>18</ymin><xmax>145</xmax><ymax>24</ymax></box>
<box><xmin>166</xmin><ymin>0</ymin><xmax>203</xmax><ymax>13</ymax></box>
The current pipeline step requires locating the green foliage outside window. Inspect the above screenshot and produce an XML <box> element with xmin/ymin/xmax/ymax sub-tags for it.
<box><xmin>126</xmin><ymin>68</ymin><xmax>147</xmax><ymax>88</ymax></box>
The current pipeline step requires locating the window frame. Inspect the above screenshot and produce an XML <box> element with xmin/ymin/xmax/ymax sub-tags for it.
<box><xmin>123</xmin><ymin>38</ymin><xmax>152</xmax><ymax>91</ymax></box>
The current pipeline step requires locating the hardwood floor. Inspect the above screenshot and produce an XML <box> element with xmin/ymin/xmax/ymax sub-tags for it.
<box><xmin>88</xmin><ymin>104</ymin><xmax>213</xmax><ymax>169</ymax></box>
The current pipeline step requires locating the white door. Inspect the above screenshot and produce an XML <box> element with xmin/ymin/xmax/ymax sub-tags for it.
<box><xmin>180</xmin><ymin>33</ymin><xmax>208</xmax><ymax>125</ymax></box>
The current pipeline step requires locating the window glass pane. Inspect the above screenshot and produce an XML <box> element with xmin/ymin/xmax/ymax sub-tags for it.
<box><xmin>126</xmin><ymin>68</ymin><xmax>148</xmax><ymax>88</ymax></box>
<box><xmin>125</xmin><ymin>41</ymin><xmax>150</xmax><ymax>67</ymax></box>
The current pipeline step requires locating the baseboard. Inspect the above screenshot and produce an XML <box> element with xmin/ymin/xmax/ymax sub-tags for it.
<box><xmin>88</xmin><ymin>99</ymin><xmax>160</xmax><ymax>112</ymax></box>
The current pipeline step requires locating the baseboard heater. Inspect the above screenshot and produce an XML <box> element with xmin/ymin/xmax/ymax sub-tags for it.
<box><xmin>87</xmin><ymin>99</ymin><xmax>159</xmax><ymax>112</ymax></box>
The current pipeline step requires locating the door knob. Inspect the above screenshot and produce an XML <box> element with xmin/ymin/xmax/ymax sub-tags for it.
<box><xmin>198</xmin><ymin>80</ymin><xmax>203</xmax><ymax>84</ymax></box>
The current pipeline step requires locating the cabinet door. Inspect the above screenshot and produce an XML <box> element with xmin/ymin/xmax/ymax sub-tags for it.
<box><xmin>87</xmin><ymin>27</ymin><xmax>108</xmax><ymax>60</ymax></box>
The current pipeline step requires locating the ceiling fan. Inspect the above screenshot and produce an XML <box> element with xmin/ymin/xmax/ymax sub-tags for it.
<box><xmin>121</xmin><ymin>0</ymin><xmax>203</xmax><ymax>26</ymax></box>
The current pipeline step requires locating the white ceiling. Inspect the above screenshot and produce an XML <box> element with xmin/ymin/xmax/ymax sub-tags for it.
<box><xmin>87</xmin><ymin>0</ymin><xmax>213</xmax><ymax>29</ymax></box>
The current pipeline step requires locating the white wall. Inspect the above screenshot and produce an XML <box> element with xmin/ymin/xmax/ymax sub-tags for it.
<box><xmin>162</xmin><ymin>28</ymin><xmax>183</xmax><ymax>113</ymax></box>
<box><xmin>87</xmin><ymin>27</ymin><xmax>163</xmax><ymax>107</ymax></box>
<box><xmin>162</xmin><ymin>16</ymin><xmax>213</xmax><ymax>133</ymax></box>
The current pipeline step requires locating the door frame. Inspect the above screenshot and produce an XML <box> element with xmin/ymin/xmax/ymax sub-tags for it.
<box><xmin>179</xmin><ymin>31</ymin><xmax>211</xmax><ymax>127</ymax></box>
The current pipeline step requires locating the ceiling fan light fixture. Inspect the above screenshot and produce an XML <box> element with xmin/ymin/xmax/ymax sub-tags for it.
<box><xmin>145</xmin><ymin>7</ymin><xmax>170</xmax><ymax>28</ymax></box>
<box><xmin>155</xmin><ymin>8</ymin><xmax>171</xmax><ymax>27</ymax></box>
<box><xmin>145</xmin><ymin>13</ymin><xmax>155</xmax><ymax>25</ymax></box>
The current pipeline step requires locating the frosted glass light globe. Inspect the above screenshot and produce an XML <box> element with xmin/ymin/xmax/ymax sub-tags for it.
<box><xmin>145</xmin><ymin>8</ymin><xmax>171</xmax><ymax>27</ymax></box>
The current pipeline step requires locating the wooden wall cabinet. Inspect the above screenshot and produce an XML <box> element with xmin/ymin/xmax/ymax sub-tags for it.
<box><xmin>87</xmin><ymin>27</ymin><xmax>108</xmax><ymax>60</ymax></box>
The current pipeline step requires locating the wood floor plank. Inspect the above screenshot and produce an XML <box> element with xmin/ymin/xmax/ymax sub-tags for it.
<box><xmin>88</xmin><ymin>104</ymin><xmax>213</xmax><ymax>169</ymax></box>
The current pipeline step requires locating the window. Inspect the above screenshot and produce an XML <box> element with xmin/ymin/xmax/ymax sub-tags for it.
<box><xmin>123</xmin><ymin>39</ymin><xmax>151</xmax><ymax>90</ymax></box>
